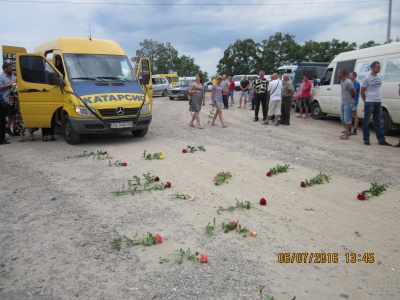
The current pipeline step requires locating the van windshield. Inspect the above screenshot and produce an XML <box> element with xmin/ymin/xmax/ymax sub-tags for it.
<box><xmin>64</xmin><ymin>54</ymin><xmax>136</xmax><ymax>82</ymax></box>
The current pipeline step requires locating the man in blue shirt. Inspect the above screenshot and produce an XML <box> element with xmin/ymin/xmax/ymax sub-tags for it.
<box><xmin>349</xmin><ymin>72</ymin><xmax>360</xmax><ymax>135</ymax></box>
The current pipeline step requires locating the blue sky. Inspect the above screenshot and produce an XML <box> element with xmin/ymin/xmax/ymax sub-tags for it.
<box><xmin>1</xmin><ymin>0</ymin><xmax>400</xmax><ymax>76</ymax></box>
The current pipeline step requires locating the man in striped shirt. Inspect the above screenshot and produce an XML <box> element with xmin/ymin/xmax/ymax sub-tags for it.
<box><xmin>252</xmin><ymin>70</ymin><xmax>269</xmax><ymax>123</ymax></box>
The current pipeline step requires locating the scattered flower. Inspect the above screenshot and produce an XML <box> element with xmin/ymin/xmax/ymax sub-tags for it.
<box><xmin>268</xmin><ymin>164</ymin><xmax>291</xmax><ymax>176</ymax></box>
<box><xmin>260</xmin><ymin>198</ymin><xmax>267</xmax><ymax>205</ymax></box>
<box><xmin>214</xmin><ymin>171</ymin><xmax>232</xmax><ymax>186</ymax></box>
<box><xmin>122</xmin><ymin>162</ymin><xmax>127</xmax><ymax>166</ymax></box>
<box><xmin>200</xmin><ymin>254</ymin><xmax>208</xmax><ymax>263</ymax></box>
<box><xmin>156</xmin><ymin>234</ymin><xmax>163</xmax><ymax>243</ymax></box>
<box><xmin>182</xmin><ymin>149</ymin><xmax>187</xmax><ymax>153</ymax></box>
<box><xmin>155</xmin><ymin>176</ymin><xmax>160</xmax><ymax>182</ymax></box>
<box><xmin>231</xmin><ymin>221</ymin><xmax>237</xmax><ymax>229</ymax></box>
<box><xmin>165</xmin><ymin>182</ymin><xmax>172</xmax><ymax>188</ymax></box>
<box><xmin>300</xmin><ymin>181</ymin><xmax>306</xmax><ymax>188</ymax></box>
<box><xmin>266</xmin><ymin>172</ymin><xmax>272</xmax><ymax>177</ymax></box>
<box><xmin>143</xmin><ymin>150</ymin><xmax>164</xmax><ymax>160</ymax></box>
<box><xmin>302</xmin><ymin>173</ymin><xmax>331</xmax><ymax>187</ymax></box>
<box><xmin>250</xmin><ymin>231</ymin><xmax>257</xmax><ymax>237</ymax></box>
<box><xmin>357</xmin><ymin>193</ymin><xmax>366</xmax><ymax>201</ymax></box>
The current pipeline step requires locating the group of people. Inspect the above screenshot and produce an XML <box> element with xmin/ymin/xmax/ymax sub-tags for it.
<box><xmin>187</xmin><ymin>64</ymin><xmax>400</xmax><ymax>148</ymax></box>
<box><xmin>0</xmin><ymin>62</ymin><xmax>55</xmax><ymax>145</ymax></box>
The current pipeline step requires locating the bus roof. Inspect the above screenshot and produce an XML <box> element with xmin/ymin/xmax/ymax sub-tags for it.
<box><xmin>33</xmin><ymin>37</ymin><xmax>126</xmax><ymax>55</ymax></box>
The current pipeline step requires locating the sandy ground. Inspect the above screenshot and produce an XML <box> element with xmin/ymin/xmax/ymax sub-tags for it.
<box><xmin>0</xmin><ymin>93</ymin><xmax>399</xmax><ymax>300</ymax></box>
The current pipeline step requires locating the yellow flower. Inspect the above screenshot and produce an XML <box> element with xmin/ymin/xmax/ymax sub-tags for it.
<box><xmin>160</xmin><ymin>151</ymin><xmax>163</xmax><ymax>156</ymax></box>
<box><xmin>159</xmin><ymin>155</ymin><xmax>164</xmax><ymax>160</ymax></box>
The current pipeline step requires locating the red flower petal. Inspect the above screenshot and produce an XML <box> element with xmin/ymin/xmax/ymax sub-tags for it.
<box><xmin>231</xmin><ymin>221</ymin><xmax>237</xmax><ymax>228</ymax></box>
<box><xmin>260</xmin><ymin>198</ymin><xmax>267</xmax><ymax>205</ymax></box>
<box><xmin>200</xmin><ymin>254</ymin><xmax>208</xmax><ymax>263</ymax></box>
<box><xmin>155</xmin><ymin>176</ymin><xmax>160</xmax><ymax>182</ymax></box>
<box><xmin>166</xmin><ymin>182</ymin><xmax>172</xmax><ymax>188</ymax></box>
<box><xmin>122</xmin><ymin>162</ymin><xmax>127</xmax><ymax>166</ymax></box>
<box><xmin>156</xmin><ymin>234</ymin><xmax>163</xmax><ymax>243</ymax></box>
<box><xmin>182</xmin><ymin>149</ymin><xmax>187</xmax><ymax>153</ymax></box>
<box><xmin>357</xmin><ymin>193</ymin><xmax>366</xmax><ymax>201</ymax></box>
<box><xmin>266</xmin><ymin>172</ymin><xmax>272</xmax><ymax>177</ymax></box>
<box><xmin>300</xmin><ymin>182</ymin><xmax>306</xmax><ymax>188</ymax></box>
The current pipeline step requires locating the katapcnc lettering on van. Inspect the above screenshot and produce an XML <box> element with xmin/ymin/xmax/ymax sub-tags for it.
<box><xmin>82</xmin><ymin>93</ymin><xmax>145</xmax><ymax>104</ymax></box>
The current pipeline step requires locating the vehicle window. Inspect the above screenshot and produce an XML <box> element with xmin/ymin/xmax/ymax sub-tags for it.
<box><xmin>161</xmin><ymin>78</ymin><xmax>167</xmax><ymax>84</ymax></box>
<box><xmin>233</xmin><ymin>75</ymin><xmax>243</xmax><ymax>81</ymax></box>
<box><xmin>172</xmin><ymin>77</ymin><xmax>178</xmax><ymax>83</ymax></box>
<box><xmin>334</xmin><ymin>59</ymin><xmax>356</xmax><ymax>84</ymax></box>
<box><xmin>320</xmin><ymin>68</ymin><xmax>333</xmax><ymax>86</ymax></box>
<box><xmin>384</xmin><ymin>58</ymin><xmax>400</xmax><ymax>82</ymax></box>
<box><xmin>64</xmin><ymin>54</ymin><xmax>136</xmax><ymax>81</ymax></box>
<box><xmin>54</xmin><ymin>55</ymin><xmax>65</xmax><ymax>77</ymax></box>
<box><xmin>20</xmin><ymin>56</ymin><xmax>59</xmax><ymax>85</ymax></box>
<box><xmin>176</xmin><ymin>80</ymin><xmax>191</xmax><ymax>87</ymax></box>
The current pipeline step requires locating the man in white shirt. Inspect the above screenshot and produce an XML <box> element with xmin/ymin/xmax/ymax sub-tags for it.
<box><xmin>265</xmin><ymin>73</ymin><xmax>283</xmax><ymax>126</ymax></box>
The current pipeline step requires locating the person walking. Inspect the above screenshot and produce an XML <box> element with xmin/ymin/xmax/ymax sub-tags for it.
<box><xmin>228</xmin><ymin>76</ymin><xmax>235</xmax><ymax>106</ymax></box>
<box><xmin>237</xmin><ymin>75</ymin><xmax>249</xmax><ymax>108</ymax></box>
<box><xmin>248</xmin><ymin>77</ymin><xmax>254</xmax><ymax>110</ymax></box>
<box><xmin>188</xmin><ymin>73</ymin><xmax>205</xmax><ymax>129</ymax></box>
<box><xmin>281</xmin><ymin>73</ymin><xmax>294</xmax><ymax>125</ymax></box>
<box><xmin>338</xmin><ymin>69</ymin><xmax>356</xmax><ymax>140</ymax></box>
<box><xmin>211</xmin><ymin>75</ymin><xmax>227</xmax><ymax>128</ymax></box>
<box><xmin>298</xmin><ymin>75</ymin><xmax>312</xmax><ymax>119</ymax></box>
<box><xmin>252</xmin><ymin>70</ymin><xmax>269</xmax><ymax>123</ymax></box>
<box><xmin>361</xmin><ymin>61</ymin><xmax>391</xmax><ymax>146</ymax></box>
<box><xmin>221</xmin><ymin>75</ymin><xmax>230</xmax><ymax>109</ymax></box>
<box><xmin>265</xmin><ymin>73</ymin><xmax>283</xmax><ymax>126</ymax></box>
<box><xmin>349</xmin><ymin>72</ymin><xmax>360</xmax><ymax>135</ymax></box>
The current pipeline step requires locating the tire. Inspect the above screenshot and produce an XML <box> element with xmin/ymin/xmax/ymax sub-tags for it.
<box><xmin>381</xmin><ymin>110</ymin><xmax>392</xmax><ymax>136</ymax></box>
<box><xmin>162</xmin><ymin>89</ymin><xmax>168</xmax><ymax>97</ymax></box>
<box><xmin>169</xmin><ymin>96</ymin><xmax>174</xmax><ymax>100</ymax></box>
<box><xmin>131</xmin><ymin>128</ymin><xmax>148</xmax><ymax>137</ymax></box>
<box><xmin>311</xmin><ymin>102</ymin><xmax>324</xmax><ymax>119</ymax></box>
<box><xmin>62</xmin><ymin>114</ymin><xmax>81</xmax><ymax>145</ymax></box>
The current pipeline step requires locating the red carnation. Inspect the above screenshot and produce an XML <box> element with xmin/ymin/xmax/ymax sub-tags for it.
<box><xmin>266</xmin><ymin>172</ymin><xmax>272</xmax><ymax>177</ymax></box>
<box><xmin>122</xmin><ymin>162</ymin><xmax>127</xmax><ymax>166</ymax></box>
<box><xmin>155</xmin><ymin>176</ymin><xmax>160</xmax><ymax>182</ymax></box>
<box><xmin>300</xmin><ymin>181</ymin><xmax>306</xmax><ymax>188</ymax></box>
<box><xmin>231</xmin><ymin>221</ymin><xmax>237</xmax><ymax>229</ymax></box>
<box><xmin>182</xmin><ymin>149</ymin><xmax>187</xmax><ymax>153</ymax></box>
<box><xmin>165</xmin><ymin>182</ymin><xmax>172</xmax><ymax>188</ymax></box>
<box><xmin>200</xmin><ymin>254</ymin><xmax>208</xmax><ymax>263</ymax></box>
<box><xmin>357</xmin><ymin>193</ymin><xmax>366</xmax><ymax>201</ymax></box>
<box><xmin>260</xmin><ymin>198</ymin><xmax>267</xmax><ymax>205</ymax></box>
<box><xmin>156</xmin><ymin>234</ymin><xmax>163</xmax><ymax>243</ymax></box>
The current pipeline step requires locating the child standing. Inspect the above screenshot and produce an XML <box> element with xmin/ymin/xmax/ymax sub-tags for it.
<box><xmin>211</xmin><ymin>76</ymin><xmax>227</xmax><ymax>128</ymax></box>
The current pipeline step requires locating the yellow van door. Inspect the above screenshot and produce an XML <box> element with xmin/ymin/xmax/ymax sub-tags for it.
<box><xmin>135</xmin><ymin>57</ymin><xmax>153</xmax><ymax>103</ymax></box>
<box><xmin>16</xmin><ymin>53</ymin><xmax>64</xmax><ymax>128</ymax></box>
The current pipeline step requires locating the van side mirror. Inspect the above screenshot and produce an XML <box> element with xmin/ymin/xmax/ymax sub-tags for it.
<box><xmin>140</xmin><ymin>73</ymin><xmax>150</xmax><ymax>85</ymax></box>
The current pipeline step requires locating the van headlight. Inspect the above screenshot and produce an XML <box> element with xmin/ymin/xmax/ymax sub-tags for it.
<box><xmin>75</xmin><ymin>106</ymin><xmax>94</xmax><ymax>116</ymax></box>
<box><xmin>141</xmin><ymin>103</ymin><xmax>150</xmax><ymax>113</ymax></box>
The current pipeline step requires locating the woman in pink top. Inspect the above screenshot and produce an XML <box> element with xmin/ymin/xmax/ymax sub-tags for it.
<box><xmin>299</xmin><ymin>76</ymin><xmax>312</xmax><ymax>119</ymax></box>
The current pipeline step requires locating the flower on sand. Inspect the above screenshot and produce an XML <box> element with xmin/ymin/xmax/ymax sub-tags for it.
<box><xmin>250</xmin><ymin>231</ymin><xmax>257</xmax><ymax>237</ymax></box>
<box><xmin>300</xmin><ymin>181</ymin><xmax>306</xmax><ymax>188</ymax></box>
<box><xmin>357</xmin><ymin>193</ymin><xmax>366</xmax><ymax>201</ymax></box>
<box><xmin>266</xmin><ymin>172</ymin><xmax>272</xmax><ymax>177</ymax></box>
<box><xmin>213</xmin><ymin>176</ymin><xmax>217</xmax><ymax>182</ymax></box>
<box><xmin>156</xmin><ymin>234</ymin><xmax>163</xmax><ymax>243</ymax></box>
<box><xmin>182</xmin><ymin>149</ymin><xmax>187</xmax><ymax>153</ymax></box>
<box><xmin>200</xmin><ymin>254</ymin><xmax>208</xmax><ymax>263</ymax></box>
<box><xmin>259</xmin><ymin>198</ymin><xmax>267</xmax><ymax>205</ymax></box>
<box><xmin>165</xmin><ymin>182</ymin><xmax>172</xmax><ymax>188</ymax></box>
<box><xmin>122</xmin><ymin>162</ymin><xmax>127</xmax><ymax>166</ymax></box>
<box><xmin>155</xmin><ymin>176</ymin><xmax>160</xmax><ymax>182</ymax></box>
<box><xmin>231</xmin><ymin>221</ymin><xmax>237</xmax><ymax>229</ymax></box>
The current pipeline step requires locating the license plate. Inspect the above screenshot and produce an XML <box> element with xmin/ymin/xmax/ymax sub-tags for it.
<box><xmin>111</xmin><ymin>121</ymin><xmax>133</xmax><ymax>128</ymax></box>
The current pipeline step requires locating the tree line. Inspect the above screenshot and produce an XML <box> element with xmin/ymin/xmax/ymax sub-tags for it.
<box><xmin>217</xmin><ymin>32</ymin><xmax>385</xmax><ymax>75</ymax></box>
<box><xmin>131</xmin><ymin>39</ymin><xmax>209</xmax><ymax>82</ymax></box>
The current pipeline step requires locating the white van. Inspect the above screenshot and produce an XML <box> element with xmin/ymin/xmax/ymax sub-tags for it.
<box><xmin>312</xmin><ymin>42</ymin><xmax>400</xmax><ymax>134</ymax></box>
<box><xmin>233</xmin><ymin>74</ymin><xmax>259</xmax><ymax>90</ymax></box>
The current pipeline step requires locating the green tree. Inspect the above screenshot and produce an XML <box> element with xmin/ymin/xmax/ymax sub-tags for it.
<box><xmin>301</xmin><ymin>39</ymin><xmax>357</xmax><ymax>62</ymax></box>
<box><xmin>217</xmin><ymin>39</ymin><xmax>261</xmax><ymax>75</ymax></box>
<box><xmin>173</xmin><ymin>55</ymin><xmax>201</xmax><ymax>77</ymax></box>
<box><xmin>359</xmin><ymin>40</ymin><xmax>380</xmax><ymax>49</ymax></box>
<box><xmin>260</xmin><ymin>32</ymin><xmax>302</xmax><ymax>73</ymax></box>
<box><xmin>132</xmin><ymin>39</ymin><xmax>178</xmax><ymax>74</ymax></box>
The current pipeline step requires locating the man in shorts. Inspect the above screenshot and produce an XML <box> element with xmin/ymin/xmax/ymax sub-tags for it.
<box><xmin>349</xmin><ymin>72</ymin><xmax>360</xmax><ymax>135</ymax></box>
<box><xmin>298</xmin><ymin>75</ymin><xmax>311</xmax><ymax>119</ymax></box>
<box><xmin>237</xmin><ymin>75</ymin><xmax>249</xmax><ymax>108</ymax></box>
<box><xmin>0</xmin><ymin>63</ymin><xmax>17</xmax><ymax>136</ymax></box>
<box><xmin>266</xmin><ymin>73</ymin><xmax>283</xmax><ymax>126</ymax></box>
<box><xmin>338</xmin><ymin>69</ymin><xmax>356</xmax><ymax>140</ymax></box>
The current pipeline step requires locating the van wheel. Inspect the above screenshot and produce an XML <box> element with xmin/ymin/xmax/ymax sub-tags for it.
<box><xmin>162</xmin><ymin>89</ymin><xmax>168</xmax><ymax>97</ymax></box>
<box><xmin>169</xmin><ymin>96</ymin><xmax>174</xmax><ymax>100</ymax></box>
<box><xmin>381</xmin><ymin>110</ymin><xmax>392</xmax><ymax>136</ymax></box>
<box><xmin>62</xmin><ymin>115</ymin><xmax>81</xmax><ymax>145</ymax></box>
<box><xmin>131</xmin><ymin>128</ymin><xmax>148</xmax><ymax>137</ymax></box>
<box><xmin>311</xmin><ymin>102</ymin><xmax>324</xmax><ymax>119</ymax></box>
